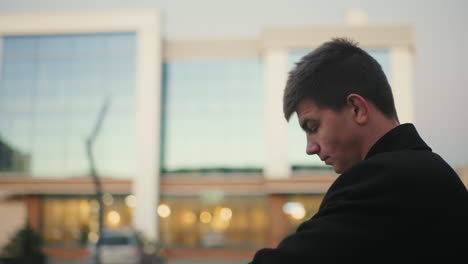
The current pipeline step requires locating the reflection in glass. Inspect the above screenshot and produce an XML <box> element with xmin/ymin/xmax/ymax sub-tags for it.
<box><xmin>162</xmin><ymin>58</ymin><xmax>264</xmax><ymax>173</ymax></box>
<box><xmin>0</xmin><ymin>33</ymin><xmax>136</xmax><ymax>178</ymax></box>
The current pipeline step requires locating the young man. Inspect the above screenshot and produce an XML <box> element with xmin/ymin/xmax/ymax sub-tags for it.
<box><xmin>250</xmin><ymin>38</ymin><xmax>468</xmax><ymax>262</ymax></box>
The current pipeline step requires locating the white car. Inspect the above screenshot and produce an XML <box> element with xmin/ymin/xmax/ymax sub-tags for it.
<box><xmin>89</xmin><ymin>228</ymin><xmax>143</xmax><ymax>264</ymax></box>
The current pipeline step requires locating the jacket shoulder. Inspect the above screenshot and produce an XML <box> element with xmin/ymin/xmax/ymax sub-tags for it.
<box><xmin>363</xmin><ymin>148</ymin><xmax>463</xmax><ymax>187</ymax></box>
<box><xmin>322</xmin><ymin>148</ymin><xmax>468</xmax><ymax>214</ymax></box>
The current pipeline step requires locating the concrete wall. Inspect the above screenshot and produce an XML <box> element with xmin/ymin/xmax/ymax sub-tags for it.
<box><xmin>0</xmin><ymin>199</ymin><xmax>26</xmax><ymax>248</ymax></box>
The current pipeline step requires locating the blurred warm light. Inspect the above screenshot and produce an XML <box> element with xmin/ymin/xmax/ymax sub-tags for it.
<box><xmin>200</xmin><ymin>211</ymin><xmax>212</xmax><ymax>224</ymax></box>
<box><xmin>182</xmin><ymin>210</ymin><xmax>197</xmax><ymax>226</ymax></box>
<box><xmin>103</xmin><ymin>193</ymin><xmax>114</xmax><ymax>206</ymax></box>
<box><xmin>251</xmin><ymin>207</ymin><xmax>266</xmax><ymax>230</ymax></box>
<box><xmin>292</xmin><ymin>210</ymin><xmax>305</xmax><ymax>220</ymax></box>
<box><xmin>79</xmin><ymin>200</ymin><xmax>90</xmax><ymax>223</ymax></box>
<box><xmin>157</xmin><ymin>204</ymin><xmax>171</xmax><ymax>218</ymax></box>
<box><xmin>107</xmin><ymin>210</ymin><xmax>121</xmax><ymax>226</ymax></box>
<box><xmin>125</xmin><ymin>195</ymin><xmax>136</xmax><ymax>208</ymax></box>
<box><xmin>220</xmin><ymin>207</ymin><xmax>232</xmax><ymax>221</ymax></box>
<box><xmin>89</xmin><ymin>219</ymin><xmax>98</xmax><ymax>231</ymax></box>
<box><xmin>236</xmin><ymin>210</ymin><xmax>249</xmax><ymax>229</ymax></box>
<box><xmin>283</xmin><ymin>202</ymin><xmax>306</xmax><ymax>220</ymax></box>
<box><xmin>211</xmin><ymin>216</ymin><xmax>230</xmax><ymax>231</ymax></box>
<box><xmin>209</xmin><ymin>206</ymin><xmax>231</xmax><ymax>231</ymax></box>
<box><xmin>88</xmin><ymin>232</ymin><xmax>98</xmax><ymax>243</ymax></box>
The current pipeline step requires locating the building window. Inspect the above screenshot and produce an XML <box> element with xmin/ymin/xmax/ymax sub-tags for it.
<box><xmin>0</xmin><ymin>33</ymin><xmax>136</xmax><ymax>178</ymax></box>
<box><xmin>42</xmin><ymin>194</ymin><xmax>134</xmax><ymax>246</ymax></box>
<box><xmin>161</xmin><ymin>58</ymin><xmax>264</xmax><ymax>173</ymax></box>
<box><xmin>158</xmin><ymin>196</ymin><xmax>267</xmax><ymax>248</ymax></box>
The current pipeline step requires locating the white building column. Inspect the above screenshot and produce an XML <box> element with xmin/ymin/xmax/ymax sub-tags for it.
<box><xmin>263</xmin><ymin>48</ymin><xmax>291</xmax><ymax>179</ymax></box>
<box><xmin>0</xmin><ymin>37</ymin><xmax>3</xmax><ymax>82</ymax></box>
<box><xmin>390</xmin><ymin>46</ymin><xmax>414</xmax><ymax>124</ymax></box>
<box><xmin>133</xmin><ymin>11</ymin><xmax>162</xmax><ymax>242</ymax></box>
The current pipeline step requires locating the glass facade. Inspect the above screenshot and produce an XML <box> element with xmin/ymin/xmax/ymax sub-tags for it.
<box><xmin>0</xmin><ymin>33</ymin><xmax>136</xmax><ymax>178</ymax></box>
<box><xmin>42</xmin><ymin>194</ymin><xmax>134</xmax><ymax>246</ymax></box>
<box><xmin>161</xmin><ymin>58</ymin><xmax>264</xmax><ymax>173</ymax></box>
<box><xmin>40</xmin><ymin>194</ymin><xmax>269</xmax><ymax>248</ymax></box>
<box><xmin>158</xmin><ymin>196</ymin><xmax>267</xmax><ymax>248</ymax></box>
<box><xmin>287</xmin><ymin>49</ymin><xmax>391</xmax><ymax>169</ymax></box>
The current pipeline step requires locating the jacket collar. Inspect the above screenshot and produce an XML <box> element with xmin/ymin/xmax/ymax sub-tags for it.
<box><xmin>365</xmin><ymin>123</ymin><xmax>431</xmax><ymax>160</ymax></box>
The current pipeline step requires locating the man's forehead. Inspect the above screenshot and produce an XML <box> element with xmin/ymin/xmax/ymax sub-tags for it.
<box><xmin>296</xmin><ymin>98</ymin><xmax>321</xmax><ymax>117</ymax></box>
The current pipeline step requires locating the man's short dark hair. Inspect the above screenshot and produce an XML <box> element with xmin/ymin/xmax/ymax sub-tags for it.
<box><xmin>283</xmin><ymin>38</ymin><xmax>398</xmax><ymax>121</ymax></box>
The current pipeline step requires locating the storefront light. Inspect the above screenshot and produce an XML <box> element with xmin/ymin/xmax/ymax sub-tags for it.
<box><xmin>125</xmin><ymin>195</ymin><xmax>136</xmax><ymax>208</ymax></box>
<box><xmin>157</xmin><ymin>204</ymin><xmax>171</xmax><ymax>218</ymax></box>
<box><xmin>220</xmin><ymin>207</ymin><xmax>232</xmax><ymax>221</ymax></box>
<box><xmin>200</xmin><ymin>211</ymin><xmax>212</xmax><ymax>224</ymax></box>
<box><xmin>282</xmin><ymin>202</ymin><xmax>306</xmax><ymax>220</ymax></box>
<box><xmin>107</xmin><ymin>210</ymin><xmax>121</xmax><ymax>226</ymax></box>
<box><xmin>211</xmin><ymin>216</ymin><xmax>230</xmax><ymax>231</ymax></box>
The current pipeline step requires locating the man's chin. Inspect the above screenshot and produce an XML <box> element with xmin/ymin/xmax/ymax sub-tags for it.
<box><xmin>332</xmin><ymin>165</ymin><xmax>343</xmax><ymax>174</ymax></box>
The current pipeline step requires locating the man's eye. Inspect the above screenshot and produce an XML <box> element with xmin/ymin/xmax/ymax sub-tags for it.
<box><xmin>309</xmin><ymin>126</ymin><xmax>318</xmax><ymax>133</ymax></box>
<box><xmin>301</xmin><ymin>122</ymin><xmax>318</xmax><ymax>134</ymax></box>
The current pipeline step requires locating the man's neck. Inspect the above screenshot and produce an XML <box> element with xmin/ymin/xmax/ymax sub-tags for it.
<box><xmin>360</xmin><ymin>118</ymin><xmax>400</xmax><ymax>160</ymax></box>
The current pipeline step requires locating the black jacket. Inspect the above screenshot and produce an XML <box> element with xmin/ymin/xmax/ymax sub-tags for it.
<box><xmin>251</xmin><ymin>124</ymin><xmax>468</xmax><ymax>262</ymax></box>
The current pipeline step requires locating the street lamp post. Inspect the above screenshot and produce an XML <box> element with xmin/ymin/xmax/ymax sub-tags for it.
<box><xmin>86</xmin><ymin>97</ymin><xmax>111</xmax><ymax>264</ymax></box>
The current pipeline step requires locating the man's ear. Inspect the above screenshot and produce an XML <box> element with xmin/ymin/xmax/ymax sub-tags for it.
<box><xmin>346</xmin><ymin>94</ymin><xmax>370</xmax><ymax>125</ymax></box>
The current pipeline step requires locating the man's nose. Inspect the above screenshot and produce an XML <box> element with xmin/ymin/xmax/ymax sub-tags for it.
<box><xmin>306</xmin><ymin>141</ymin><xmax>320</xmax><ymax>155</ymax></box>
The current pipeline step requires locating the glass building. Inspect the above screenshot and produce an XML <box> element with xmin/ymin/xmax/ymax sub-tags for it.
<box><xmin>0</xmin><ymin>10</ymin><xmax>416</xmax><ymax>261</ymax></box>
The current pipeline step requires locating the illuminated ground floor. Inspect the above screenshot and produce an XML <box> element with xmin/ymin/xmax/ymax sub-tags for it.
<box><xmin>7</xmin><ymin>167</ymin><xmax>466</xmax><ymax>261</ymax></box>
<box><xmin>0</xmin><ymin>171</ymin><xmax>335</xmax><ymax>260</ymax></box>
